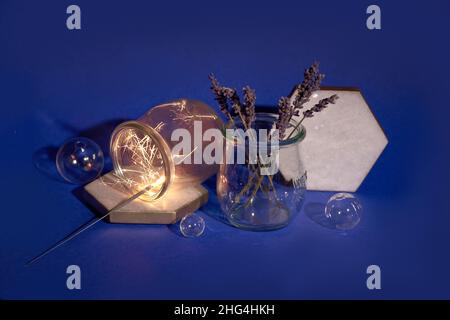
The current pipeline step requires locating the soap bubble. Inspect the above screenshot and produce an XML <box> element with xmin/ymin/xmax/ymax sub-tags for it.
<box><xmin>180</xmin><ymin>214</ymin><xmax>205</xmax><ymax>237</ymax></box>
<box><xmin>325</xmin><ymin>193</ymin><xmax>362</xmax><ymax>230</ymax></box>
<box><xmin>56</xmin><ymin>137</ymin><xmax>104</xmax><ymax>184</ymax></box>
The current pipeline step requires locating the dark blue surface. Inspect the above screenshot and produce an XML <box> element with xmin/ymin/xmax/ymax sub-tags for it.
<box><xmin>1</xmin><ymin>0</ymin><xmax>450</xmax><ymax>299</ymax></box>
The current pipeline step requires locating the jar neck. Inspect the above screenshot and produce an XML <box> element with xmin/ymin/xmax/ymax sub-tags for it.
<box><xmin>223</xmin><ymin>112</ymin><xmax>306</xmax><ymax>147</ymax></box>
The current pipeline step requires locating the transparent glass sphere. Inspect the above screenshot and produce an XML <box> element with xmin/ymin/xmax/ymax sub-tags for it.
<box><xmin>179</xmin><ymin>214</ymin><xmax>205</xmax><ymax>238</ymax></box>
<box><xmin>56</xmin><ymin>137</ymin><xmax>104</xmax><ymax>184</ymax></box>
<box><xmin>325</xmin><ymin>193</ymin><xmax>362</xmax><ymax>230</ymax></box>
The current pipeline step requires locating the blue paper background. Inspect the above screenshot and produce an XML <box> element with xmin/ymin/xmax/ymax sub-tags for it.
<box><xmin>1</xmin><ymin>0</ymin><xmax>450</xmax><ymax>299</ymax></box>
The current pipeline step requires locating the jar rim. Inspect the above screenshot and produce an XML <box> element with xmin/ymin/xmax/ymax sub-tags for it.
<box><xmin>109</xmin><ymin>120</ymin><xmax>174</xmax><ymax>201</ymax></box>
<box><xmin>221</xmin><ymin>112</ymin><xmax>306</xmax><ymax>147</ymax></box>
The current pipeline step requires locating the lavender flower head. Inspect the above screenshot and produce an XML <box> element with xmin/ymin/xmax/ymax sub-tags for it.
<box><xmin>243</xmin><ymin>86</ymin><xmax>256</xmax><ymax>128</ymax></box>
<box><xmin>210</xmin><ymin>62</ymin><xmax>339</xmax><ymax>141</ymax></box>
<box><xmin>223</xmin><ymin>88</ymin><xmax>242</xmax><ymax>117</ymax></box>
<box><xmin>276</xmin><ymin>97</ymin><xmax>292</xmax><ymax>139</ymax></box>
<box><xmin>276</xmin><ymin>62</ymin><xmax>339</xmax><ymax>140</ymax></box>
<box><xmin>209</xmin><ymin>75</ymin><xmax>256</xmax><ymax>128</ymax></box>
<box><xmin>291</xmin><ymin>62</ymin><xmax>325</xmax><ymax>110</ymax></box>
<box><xmin>303</xmin><ymin>94</ymin><xmax>339</xmax><ymax>118</ymax></box>
<box><xmin>209</xmin><ymin>74</ymin><xmax>232</xmax><ymax>121</ymax></box>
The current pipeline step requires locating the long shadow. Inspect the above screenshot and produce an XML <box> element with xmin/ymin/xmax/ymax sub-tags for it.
<box><xmin>304</xmin><ymin>202</ymin><xmax>336</xmax><ymax>229</ymax></box>
<box><xmin>57</xmin><ymin>119</ymin><xmax>128</xmax><ymax>155</ymax></box>
<box><xmin>32</xmin><ymin>146</ymin><xmax>65</xmax><ymax>182</ymax></box>
<box><xmin>33</xmin><ymin>118</ymin><xmax>129</xmax><ymax>222</ymax></box>
<box><xmin>32</xmin><ymin>118</ymin><xmax>128</xmax><ymax>182</ymax></box>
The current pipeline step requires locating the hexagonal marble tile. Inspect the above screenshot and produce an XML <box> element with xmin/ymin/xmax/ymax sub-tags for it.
<box><xmin>293</xmin><ymin>87</ymin><xmax>388</xmax><ymax>192</ymax></box>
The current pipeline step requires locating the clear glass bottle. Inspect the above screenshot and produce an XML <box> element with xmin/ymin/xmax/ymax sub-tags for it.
<box><xmin>217</xmin><ymin>113</ymin><xmax>307</xmax><ymax>231</ymax></box>
<box><xmin>110</xmin><ymin>99</ymin><xmax>223</xmax><ymax>201</ymax></box>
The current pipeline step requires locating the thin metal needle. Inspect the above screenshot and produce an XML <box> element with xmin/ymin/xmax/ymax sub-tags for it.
<box><xmin>26</xmin><ymin>185</ymin><xmax>152</xmax><ymax>266</ymax></box>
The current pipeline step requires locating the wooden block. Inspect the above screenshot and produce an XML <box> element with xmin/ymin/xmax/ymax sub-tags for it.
<box><xmin>83</xmin><ymin>171</ymin><xmax>208</xmax><ymax>224</ymax></box>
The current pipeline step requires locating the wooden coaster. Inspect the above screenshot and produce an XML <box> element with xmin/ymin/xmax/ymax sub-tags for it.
<box><xmin>83</xmin><ymin>171</ymin><xmax>208</xmax><ymax>224</ymax></box>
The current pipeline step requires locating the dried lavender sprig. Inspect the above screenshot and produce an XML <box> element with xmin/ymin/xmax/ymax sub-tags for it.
<box><xmin>208</xmin><ymin>74</ymin><xmax>233</xmax><ymax>121</ymax></box>
<box><xmin>276</xmin><ymin>62</ymin><xmax>325</xmax><ymax>139</ymax></box>
<box><xmin>303</xmin><ymin>94</ymin><xmax>339</xmax><ymax>118</ymax></box>
<box><xmin>276</xmin><ymin>96</ymin><xmax>292</xmax><ymax>139</ymax></box>
<box><xmin>208</xmin><ymin>77</ymin><xmax>283</xmax><ymax>208</ymax></box>
<box><xmin>291</xmin><ymin>62</ymin><xmax>324</xmax><ymax>110</ymax></box>
<box><xmin>223</xmin><ymin>87</ymin><xmax>243</xmax><ymax>119</ymax></box>
<box><xmin>243</xmin><ymin>86</ymin><xmax>256</xmax><ymax>128</ymax></box>
<box><xmin>208</xmin><ymin>74</ymin><xmax>256</xmax><ymax>129</ymax></box>
<box><xmin>285</xmin><ymin>94</ymin><xmax>339</xmax><ymax>140</ymax></box>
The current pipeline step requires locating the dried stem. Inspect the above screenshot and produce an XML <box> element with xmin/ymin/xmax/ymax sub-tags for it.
<box><xmin>285</xmin><ymin>94</ymin><xmax>339</xmax><ymax>140</ymax></box>
<box><xmin>285</xmin><ymin>115</ymin><xmax>305</xmax><ymax>140</ymax></box>
<box><xmin>245</xmin><ymin>174</ymin><xmax>264</xmax><ymax>208</ymax></box>
<box><xmin>209</xmin><ymin>69</ymin><xmax>338</xmax><ymax>211</ymax></box>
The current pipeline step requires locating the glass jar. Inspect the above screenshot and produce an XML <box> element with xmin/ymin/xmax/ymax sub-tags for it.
<box><xmin>110</xmin><ymin>99</ymin><xmax>223</xmax><ymax>201</ymax></box>
<box><xmin>217</xmin><ymin>113</ymin><xmax>307</xmax><ymax>231</ymax></box>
